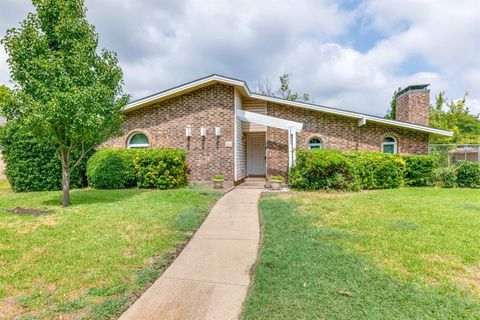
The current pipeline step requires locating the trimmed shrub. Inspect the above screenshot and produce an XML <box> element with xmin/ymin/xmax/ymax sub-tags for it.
<box><xmin>346</xmin><ymin>151</ymin><xmax>406</xmax><ymax>189</ymax></box>
<box><xmin>289</xmin><ymin>149</ymin><xmax>358</xmax><ymax>191</ymax></box>
<box><xmin>87</xmin><ymin>149</ymin><xmax>137</xmax><ymax>189</ymax></box>
<box><xmin>133</xmin><ymin>149</ymin><xmax>188</xmax><ymax>189</ymax></box>
<box><xmin>403</xmin><ymin>155</ymin><xmax>438</xmax><ymax>186</ymax></box>
<box><xmin>435</xmin><ymin>166</ymin><xmax>457</xmax><ymax>188</ymax></box>
<box><xmin>87</xmin><ymin>148</ymin><xmax>188</xmax><ymax>189</ymax></box>
<box><xmin>0</xmin><ymin>122</ymin><xmax>91</xmax><ymax>192</ymax></box>
<box><xmin>456</xmin><ymin>161</ymin><xmax>480</xmax><ymax>188</ymax></box>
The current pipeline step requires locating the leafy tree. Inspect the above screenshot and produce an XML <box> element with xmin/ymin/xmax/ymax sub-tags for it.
<box><xmin>0</xmin><ymin>85</ymin><xmax>12</xmax><ymax>103</ymax></box>
<box><xmin>278</xmin><ymin>74</ymin><xmax>310</xmax><ymax>102</ymax></box>
<box><xmin>0</xmin><ymin>85</ymin><xmax>12</xmax><ymax>116</ymax></box>
<box><xmin>383</xmin><ymin>87</ymin><xmax>480</xmax><ymax>144</ymax></box>
<box><xmin>1</xmin><ymin>0</ymin><xmax>127</xmax><ymax>206</ymax></box>
<box><xmin>255</xmin><ymin>73</ymin><xmax>310</xmax><ymax>102</ymax></box>
<box><xmin>384</xmin><ymin>87</ymin><xmax>401</xmax><ymax>119</ymax></box>
<box><xmin>0</xmin><ymin>120</ymin><xmax>92</xmax><ymax>192</ymax></box>
<box><xmin>429</xmin><ymin>91</ymin><xmax>480</xmax><ymax>144</ymax></box>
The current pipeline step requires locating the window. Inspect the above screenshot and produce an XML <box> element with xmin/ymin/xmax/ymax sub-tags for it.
<box><xmin>127</xmin><ymin>133</ymin><xmax>150</xmax><ymax>148</ymax></box>
<box><xmin>308</xmin><ymin>138</ymin><xmax>323</xmax><ymax>149</ymax></box>
<box><xmin>382</xmin><ymin>137</ymin><xmax>397</xmax><ymax>154</ymax></box>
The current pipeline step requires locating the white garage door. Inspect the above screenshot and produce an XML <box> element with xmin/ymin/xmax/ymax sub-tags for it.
<box><xmin>247</xmin><ymin>133</ymin><xmax>266</xmax><ymax>176</ymax></box>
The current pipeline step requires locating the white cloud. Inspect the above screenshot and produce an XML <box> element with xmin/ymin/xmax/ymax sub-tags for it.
<box><xmin>0</xmin><ymin>49</ymin><xmax>10</xmax><ymax>86</ymax></box>
<box><xmin>1</xmin><ymin>0</ymin><xmax>480</xmax><ymax>117</ymax></box>
<box><xmin>362</xmin><ymin>0</ymin><xmax>480</xmax><ymax>98</ymax></box>
<box><xmin>466</xmin><ymin>99</ymin><xmax>480</xmax><ymax>115</ymax></box>
<box><xmin>93</xmin><ymin>0</ymin><xmax>355</xmax><ymax>97</ymax></box>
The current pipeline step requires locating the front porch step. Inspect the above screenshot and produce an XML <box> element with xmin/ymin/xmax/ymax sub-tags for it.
<box><xmin>239</xmin><ymin>177</ymin><xmax>266</xmax><ymax>189</ymax></box>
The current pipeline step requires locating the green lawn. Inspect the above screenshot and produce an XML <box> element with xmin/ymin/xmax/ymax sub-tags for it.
<box><xmin>243</xmin><ymin>188</ymin><xmax>480</xmax><ymax>319</ymax></box>
<box><xmin>0</xmin><ymin>180</ymin><xmax>221</xmax><ymax>319</ymax></box>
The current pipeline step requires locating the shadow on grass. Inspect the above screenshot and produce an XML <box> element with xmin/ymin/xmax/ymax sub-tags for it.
<box><xmin>243</xmin><ymin>198</ymin><xmax>480</xmax><ymax>320</ymax></box>
<box><xmin>41</xmin><ymin>188</ymin><xmax>146</xmax><ymax>206</ymax></box>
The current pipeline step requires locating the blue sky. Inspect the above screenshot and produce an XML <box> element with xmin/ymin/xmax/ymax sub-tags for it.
<box><xmin>1</xmin><ymin>0</ymin><xmax>480</xmax><ymax>116</ymax></box>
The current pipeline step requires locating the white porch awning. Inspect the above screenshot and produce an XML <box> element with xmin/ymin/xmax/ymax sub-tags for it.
<box><xmin>236</xmin><ymin>110</ymin><xmax>303</xmax><ymax>132</ymax></box>
<box><xmin>236</xmin><ymin>109</ymin><xmax>303</xmax><ymax>169</ymax></box>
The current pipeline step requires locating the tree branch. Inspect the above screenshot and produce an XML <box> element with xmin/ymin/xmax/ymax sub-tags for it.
<box><xmin>71</xmin><ymin>143</ymin><xmax>93</xmax><ymax>169</ymax></box>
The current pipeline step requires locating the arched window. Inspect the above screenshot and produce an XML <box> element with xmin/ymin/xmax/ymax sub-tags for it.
<box><xmin>382</xmin><ymin>137</ymin><xmax>397</xmax><ymax>154</ymax></box>
<box><xmin>127</xmin><ymin>133</ymin><xmax>150</xmax><ymax>148</ymax></box>
<box><xmin>308</xmin><ymin>137</ymin><xmax>323</xmax><ymax>149</ymax></box>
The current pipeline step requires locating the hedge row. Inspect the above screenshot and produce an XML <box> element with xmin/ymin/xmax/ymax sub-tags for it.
<box><xmin>0</xmin><ymin>122</ymin><xmax>91</xmax><ymax>192</ymax></box>
<box><xmin>436</xmin><ymin>161</ymin><xmax>480</xmax><ymax>188</ymax></box>
<box><xmin>345</xmin><ymin>152</ymin><xmax>407</xmax><ymax>189</ymax></box>
<box><xmin>289</xmin><ymin>149</ymin><xmax>439</xmax><ymax>191</ymax></box>
<box><xmin>86</xmin><ymin>148</ymin><xmax>188</xmax><ymax>189</ymax></box>
<box><xmin>289</xmin><ymin>149</ymin><xmax>358</xmax><ymax>191</ymax></box>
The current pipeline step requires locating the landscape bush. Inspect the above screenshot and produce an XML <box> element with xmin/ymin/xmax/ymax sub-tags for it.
<box><xmin>288</xmin><ymin>149</ymin><xmax>358</xmax><ymax>191</ymax></box>
<box><xmin>289</xmin><ymin>148</ymin><xmax>480</xmax><ymax>191</ymax></box>
<box><xmin>346</xmin><ymin>151</ymin><xmax>406</xmax><ymax>189</ymax></box>
<box><xmin>87</xmin><ymin>148</ymin><xmax>188</xmax><ymax>189</ymax></box>
<box><xmin>0</xmin><ymin>122</ymin><xmax>91</xmax><ymax>192</ymax></box>
<box><xmin>456</xmin><ymin>161</ymin><xmax>480</xmax><ymax>188</ymax></box>
<box><xmin>87</xmin><ymin>149</ymin><xmax>137</xmax><ymax>189</ymax></box>
<box><xmin>435</xmin><ymin>166</ymin><xmax>458</xmax><ymax>188</ymax></box>
<box><xmin>403</xmin><ymin>155</ymin><xmax>438</xmax><ymax>186</ymax></box>
<box><xmin>134</xmin><ymin>149</ymin><xmax>188</xmax><ymax>189</ymax></box>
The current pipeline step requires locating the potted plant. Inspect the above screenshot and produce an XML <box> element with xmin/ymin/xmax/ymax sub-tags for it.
<box><xmin>212</xmin><ymin>175</ymin><xmax>224</xmax><ymax>189</ymax></box>
<box><xmin>270</xmin><ymin>175</ymin><xmax>284</xmax><ymax>190</ymax></box>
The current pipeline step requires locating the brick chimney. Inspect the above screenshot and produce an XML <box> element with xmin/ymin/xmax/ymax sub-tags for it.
<box><xmin>395</xmin><ymin>84</ymin><xmax>430</xmax><ymax>126</ymax></box>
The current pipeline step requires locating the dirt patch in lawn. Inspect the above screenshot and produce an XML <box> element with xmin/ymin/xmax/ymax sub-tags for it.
<box><xmin>0</xmin><ymin>298</ymin><xmax>25</xmax><ymax>319</ymax></box>
<box><xmin>6</xmin><ymin>207</ymin><xmax>53</xmax><ymax>216</ymax></box>
<box><xmin>454</xmin><ymin>265</ymin><xmax>480</xmax><ymax>297</ymax></box>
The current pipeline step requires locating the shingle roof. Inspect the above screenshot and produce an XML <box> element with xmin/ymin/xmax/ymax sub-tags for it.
<box><xmin>124</xmin><ymin>74</ymin><xmax>453</xmax><ymax>137</ymax></box>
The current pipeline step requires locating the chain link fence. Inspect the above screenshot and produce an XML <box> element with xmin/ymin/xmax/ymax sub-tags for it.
<box><xmin>429</xmin><ymin>144</ymin><xmax>480</xmax><ymax>167</ymax></box>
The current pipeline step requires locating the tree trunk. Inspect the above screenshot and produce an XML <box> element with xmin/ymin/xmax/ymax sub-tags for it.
<box><xmin>62</xmin><ymin>165</ymin><xmax>70</xmax><ymax>207</ymax></box>
<box><xmin>60</xmin><ymin>147</ymin><xmax>71</xmax><ymax>207</ymax></box>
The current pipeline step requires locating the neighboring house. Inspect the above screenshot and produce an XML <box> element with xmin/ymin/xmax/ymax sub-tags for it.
<box><xmin>104</xmin><ymin>74</ymin><xmax>452</xmax><ymax>183</ymax></box>
<box><xmin>0</xmin><ymin>117</ymin><xmax>5</xmax><ymax>179</ymax></box>
<box><xmin>451</xmin><ymin>146</ymin><xmax>480</xmax><ymax>163</ymax></box>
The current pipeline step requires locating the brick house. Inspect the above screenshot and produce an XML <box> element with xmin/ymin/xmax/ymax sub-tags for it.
<box><xmin>104</xmin><ymin>74</ymin><xmax>452</xmax><ymax>183</ymax></box>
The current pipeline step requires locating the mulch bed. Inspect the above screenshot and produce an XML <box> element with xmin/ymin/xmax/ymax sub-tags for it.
<box><xmin>6</xmin><ymin>207</ymin><xmax>53</xmax><ymax>216</ymax></box>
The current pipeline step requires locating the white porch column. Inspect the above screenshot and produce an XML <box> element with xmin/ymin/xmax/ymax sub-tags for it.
<box><xmin>235</xmin><ymin>109</ymin><xmax>303</xmax><ymax>170</ymax></box>
<box><xmin>288</xmin><ymin>126</ymin><xmax>297</xmax><ymax>169</ymax></box>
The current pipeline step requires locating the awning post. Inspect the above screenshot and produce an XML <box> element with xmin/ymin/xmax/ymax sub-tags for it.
<box><xmin>288</xmin><ymin>126</ymin><xmax>297</xmax><ymax>169</ymax></box>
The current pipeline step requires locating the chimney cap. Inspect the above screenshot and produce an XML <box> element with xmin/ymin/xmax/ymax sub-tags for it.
<box><xmin>397</xmin><ymin>84</ymin><xmax>429</xmax><ymax>96</ymax></box>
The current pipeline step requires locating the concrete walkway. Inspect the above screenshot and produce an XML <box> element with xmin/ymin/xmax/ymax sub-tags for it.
<box><xmin>119</xmin><ymin>186</ymin><xmax>262</xmax><ymax>320</ymax></box>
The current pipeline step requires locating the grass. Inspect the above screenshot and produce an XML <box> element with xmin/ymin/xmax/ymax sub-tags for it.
<box><xmin>243</xmin><ymin>188</ymin><xmax>480</xmax><ymax>319</ymax></box>
<box><xmin>0</xmin><ymin>180</ymin><xmax>221</xmax><ymax>319</ymax></box>
<box><xmin>0</xmin><ymin>179</ymin><xmax>11</xmax><ymax>193</ymax></box>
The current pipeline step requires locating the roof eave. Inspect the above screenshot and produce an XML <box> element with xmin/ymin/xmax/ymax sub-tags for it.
<box><xmin>123</xmin><ymin>74</ymin><xmax>250</xmax><ymax>113</ymax></box>
<box><xmin>250</xmin><ymin>94</ymin><xmax>453</xmax><ymax>137</ymax></box>
<box><xmin>123</xmin><ymin>74</ymin><xmax>453</xmax><ymax>137</ymax></box>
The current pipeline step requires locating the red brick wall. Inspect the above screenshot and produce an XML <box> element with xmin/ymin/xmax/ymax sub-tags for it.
<box><xmin>266</xmin><ymin>102</ymin><xmax>429</xmax><ymax>178</ymax></box>
<box><xmin>396</xmin><ymin>90</ymin><xmax>430</xmax><ymax>126</ymax></box>
<box><xmin>104</xmin><ymin>84</ymin><xmax>431</xmax><ymax>182</ymax></box>
<box><xmin>103</xmin><ymin>84</ymin><xmax>236</xmax><ymax>181</ymax></box>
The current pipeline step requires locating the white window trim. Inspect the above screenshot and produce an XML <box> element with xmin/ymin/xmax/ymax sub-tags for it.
<box><xmin>308</xmin><ymin>138</ymin><xmax>323</xmax><ymax>149</ymax></box>
<box><xmin>382</xmin><ymin>137</ymin><xmax>397</xmax><ymax>154</ymax></box>
<box><xmin>127</xmin><ymin>133</ymin><xmax>150</xmax><ymax>149</ymax></box>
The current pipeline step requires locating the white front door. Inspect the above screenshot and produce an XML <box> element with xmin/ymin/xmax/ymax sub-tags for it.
<box><xmin>247</xmin><ymin>133</ymin><xmax>266</xmax><ymax>176</ymax></box>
